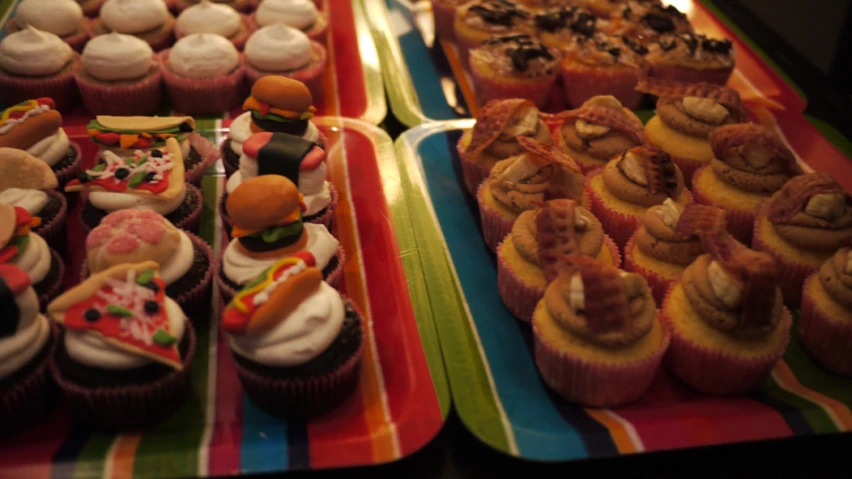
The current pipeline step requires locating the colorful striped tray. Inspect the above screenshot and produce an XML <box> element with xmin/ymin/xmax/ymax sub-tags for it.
<box><xmin>394</xmin><ymin>111</ymin><xmax>852</xmax><ymax>461</ymax></box>
<box><xmin>367</xmin><ymin>0</ymin><xmax>805</xmax><ymax>126</ymax></box>
<box><xmin>0</xmin><ymin>117</ymin><xmax>449</xmax><ymax>478</ymax></box>
<box><xmin>0</xmin><ymin>0</ymin><xmax>386</xmax><ymax>124</ymax></box>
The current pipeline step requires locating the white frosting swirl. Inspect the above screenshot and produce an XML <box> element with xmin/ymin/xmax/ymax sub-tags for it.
<box><xmin>176</xmin><ymin>0</ymin><xmax>241</xmax><ymax>37</ymax></box>
<box><xmin>64</xmin><ymin>297</ymin><xmax>186</xmax><ymax>370</ymax></box>
<box><xmin>223</xmin><ymin>222</ymin><xmax>338</xmax><ymax>285</ymax></box>
<box><xmin>27</xmin><ymin>128</ymin><xmax>70</xmax><ymax>166</ymax></box>
<box><xmin>89</xmin><ymin>186</ymin><xmax>187</xmax><ymax>216</ymax></box>
<box><xmin>228</xmin><ymin>282</ymin><xmax>344</xmax><ymax>367</ymax></box>
<box><xmin>100</xmin><ymin>0</ymin><xmax>169</xmax><ymax>34</ymax></box>
<box><xmin>245</xmin><ymin>24</ymin><xmax>312</xmax><ymax>72</ymax></box>
<box><xmin>0</xmin><ymin>188</ymin><xmax>50</xmax><ymax>215</ymax></box>
<box><xmin>0</xmin><ymin>288</ymin><xmax>51</xmax><ymax>379</ymax></box>
<box><xmin>160</xmin><ymin>230</ymin><xmax>195</xmax><ymax>284</ymax></box>
<box><xmin>16</xmin><ymin>0</ymin><xmax>84</xmax><ymax>37</ymax></box>
<box><xmin>82</xmin><ymin>33</ymin><xmax>154</xmax><ymax>81</ymax></box>
<box><xmin>11</xmin><ymin>233</ymin><xmax>52</xmax><ymax>285</ymax></box>
<box><xmin>256</xmin><ymin>0</ymin><xmax>319</xmax><ymax>30</ymax></box>
<box><xmin>168</xmin><ymin>33</ymin><xmax>239</xmax><ymax>78</ymax></box>
<box><xmin>0</xmin><ymin>26</ymin><xmax>73</xmax><ymax>76</ymax></box>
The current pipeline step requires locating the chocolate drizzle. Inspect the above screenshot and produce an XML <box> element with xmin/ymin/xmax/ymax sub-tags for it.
<box><xmin>672</xmin><ymin>33</ymin><xmax>733</xmax><ymax>55</ymax></box>
<box><xmin>483</xmin><ymin>34</ymin><xmax>555</xmax><ymax>72</ymax></box>
<box><xmin>468</xmin><ymin>0</ymin><xmax>529</xmax><ymax>26</ymax></box>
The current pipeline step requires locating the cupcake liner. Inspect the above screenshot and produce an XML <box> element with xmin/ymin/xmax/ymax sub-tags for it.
<box><xmin>799</xmin><ymin>275</ymin><xmax>852</xmax><ymax>378</ymax></box>
<box><xmin>454</xmin><ymin>31</ymin><xmax>482</xmax><ymax>71</ymax></box>
<box><xmin>532</xmin><ymin>313</ymin><xmax>670</xmax><ymax>408</ymax></box>
<box><xmin>666</xmin><ymin>154</ymin><xmax>705</xmax><ymax>189</ymax></box>
<box><xmin>561</xmin><ymin>61</ymin><xmax>647</xmax><ymax>109</ymax></box>
<box><xmin>431</xmin><ymin>0</ymin><xmax>458</xmax><ymax>41</ymax></box>
<box><xmin>54</xmin><ymin>141</ymin><xmax>83</xmax><ymax>189</ymax></box>
<box><xmin>0</xmin><ymin>323</ymin><xmax>59</xmax><ymax>434</ymax></box>
<box><xmin>623</xmin><ymin>231</ymin><xmax>679</xmax><ymax>307</ymax></box>
<box><xmin>470</xmin><ymin>63</ymin><xmax>557</xmax><ymax>110</ymax></box>
<box><xmin>752</xmin><ymin>209</ymin><xmax>815</xmax><ymax>308</ymax></box>
<box><xmin>220</xmin><ymin>138</ymin><xmax>241</xmax><ymax>177</ymax></box>
<box><xmin>185</xmin><ymin>133</ymin><xmax>221</xmax><ymax>185</ymax></box>
<box><xmin>477</xmin><ymin>182</ymin><xmax>516</xmax><ymax>253</ymax></box>
<box><xmin>50</xmin><ymin>322</ymin><xmax>196</xmax><ymax>431</ymax></box>
<box><xmin>35</xmin><ymin>189</ymin><xmax>69</xmax><ymax>251</ymax></box>
<box><xmin>461</xmin><ymin>156</ymin><xmax>491</xmax><ymax>198</ymax></box>
<box><xmin>661</xmin><ymin>286</ymin><xmax>792</xmax><ymax>395</ymax></box>
<box><xmin>38</xmin><ymin>249</ymin><xmax>65</xmax><ymax>311</ymax></box>
<box><xmin>175</xmin><ymin>14</ymin><xmax>256</xmax><ymax>50</ymax></box>
<box><xmin>0</xmin><ymin>55</ymin><xmax>82</xmax><ymax>112</ymax></box>
<box><xmin>75</xmin><ymin>59</ymin><xmax>164</xmax><ymax>115</ymax></box>
<box><xmin>649</xmin><ymin>63</ymin><xmax>733</xmax><ymax>86</ymax></box>
<box><xmin>691</xmin><ymin>171</ymin><xmax>757</xmax><ymax>245</ymax></box>
<box><xmin>160</xmin><ymin>50</ymin><xmax>246</xmax><ymax>115</ymax></box>
<box><xmin>244</xmin><ymin>41</ymin><xmax>328</xmax><ymax>103</ymax></box>
<box><xmin>6</xmin><ymin>18</ymin><xmax>91</xmax><ymax>52</ymax></box>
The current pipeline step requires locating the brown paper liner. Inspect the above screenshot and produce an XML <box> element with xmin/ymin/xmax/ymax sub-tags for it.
<box><xmin>0</xmin><ymin>323</ymin><xmax>59</xmax><ymax>434</ymax></box>
<box><xmin>799</xmin><ymin>274</ymin><xmax>852</xmax><ymax>378</ymax></box>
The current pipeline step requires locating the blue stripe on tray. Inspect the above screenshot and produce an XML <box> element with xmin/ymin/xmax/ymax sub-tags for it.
<box><xmin>240</xmin><ymin>394</ymin><xmax>289</xmax><ymax>473</ymax></box>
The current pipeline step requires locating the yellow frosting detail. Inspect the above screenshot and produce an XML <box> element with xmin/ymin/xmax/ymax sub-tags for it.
<box><xmin>232</xmin><ymin>257</ymin><xmax>302</xmax><ymax>313</ymax></box>
<box><xmin>629</xmin><ymin>242</ymin><xmax>686</xmax><ymax>280</ymax></box>
<box><xmin>499</xmin><ymin>235</ymin><xmax>613</xmax><ymax>289</ymax></box>
<box><xmin>645</xmin><ymin>115</ymin><xmax>713</xmax><ymax>163</ymax></box>
<box><xmin>0</xmin><ymin>100</ymin><xmax>40</xmax><ymax>126</ymax></box>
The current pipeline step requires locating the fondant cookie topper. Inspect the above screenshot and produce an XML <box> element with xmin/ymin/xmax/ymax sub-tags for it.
<box><xmin>0</xmin><ymin>147</ymin><xmax>59</xmax><ymax>192</ymax></box>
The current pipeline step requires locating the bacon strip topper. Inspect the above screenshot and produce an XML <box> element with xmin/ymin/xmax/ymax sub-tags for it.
<box><xmin>464</xmin><ymin>98</ymin><xmax>536</xmax><ymax>160</ymax></box>
<box><xmin>674</xmin><ymin>203</ymin><xmax>727</xmax><ymax>237</ymax></box>
<box><xmin>564</xmin><ymin>256</ymin><xmax>630</xmax><ymax>334</ymax></box>
<box><xmin>557</xmin><ymin>104</ymin><xmax>645</xmax><ymax>145</ymax></box>
<box><xmin>636</xmin><ymin>77</ymin><xmax>746</xmax><ymax>122</ymax></box>
<box><xmin>709</xmin><ymin>123</ymin><xmax>799</xmax><ymax>173</ymax></box>
<box><xmin>537</xmin><ymin>199</ymin><xmax>580</xmax><ymax>282</ymax></box>
<box><xmin>767</xmin><ymin>173</ymin><xmax>849</xmax><ymax>223</ymax></box>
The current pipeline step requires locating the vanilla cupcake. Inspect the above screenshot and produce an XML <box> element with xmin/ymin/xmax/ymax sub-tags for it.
<box><xmin>91</xmin><ymin>0</ymin><xmax>176</xmax><ymax>51</ymax></box>
<box><xmin>244</xmin><ymin>24</ymin><xmax>327</xmax><ymax>101</ymax></box>
<box><xmin>7</xmin><ymin>0</ymin><xmax>90</xmax><ymax>52</ymax></box>
<box><xmin>0</xmin><ymin>27</ymin><xmax>81</xmax><ymax>112</ymax></box>
<box><xmin>175</xmin><ymin>0</ymin><xmax>255</xmax><ymax>50</ymax></box>
<box><xmin>254</xmin><ymin>0</ymin><xmax>329</xmax><ymax>44</ymax></box>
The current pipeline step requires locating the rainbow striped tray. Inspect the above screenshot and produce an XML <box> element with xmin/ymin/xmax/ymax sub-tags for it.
<box><xmin>367</xmin><ymin>0</ymin><xmax>806</xmax><ymax>126</ymax></box>
<box><xmin>0</xmin><ymin>117</ymin><xmax>449</xmax><ymax>478</ymax></box>
<box><xmin>0</xmin><ymin>0</ymin><xmax>386</xmax><ymax>124</ymax></box>
<box><xmin>394</xmin><ymin>110</ymin><xmax>852</xmax><ymax>461</ymax></box>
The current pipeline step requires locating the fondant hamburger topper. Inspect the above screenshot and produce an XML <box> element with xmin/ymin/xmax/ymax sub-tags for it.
<box><xmin>64</xmin><ymin>137</ymin><xmax>186</xmax><ymax>201</ymax></box>
<box><xmin>0</xmin><ymin>98</ymin><xmax>63</xmax><ymax>151</ymax></box>
<box><xmin>242</xmin><ymin>131</ymin><xmax>325</xmax><ymax>187</ymax></box>
<box><xmin>86</xmin><ymin>210</ymin><xmax>183</xmax><ymax>274</ymax></box>
<box><xmin>48</xmin><ymin>261</ymin><xmax>184</xmax><ymax>370</ymax></box>
<box><xmin>243</xmin><ymin>76</ymin><xmax>317</xmax><ymax>136</ymax></box>
<box><xmin>0</xmin><ymin>147</ymin><xmax>59</xmax><ymax>192</ymax></box>
<box><xmin>87</xmin><ymin>116</ymin><xmax>196</xmax><ymax>150</ymax></box>
<box><xmin>0</xmin><ymin>263</ymin><xmax>33</xmax><ymax>339</ymax></box>
<box><xmin>0</xmin><ymin>203</ymin><xmax>41</xmax><ymax>264</ymax></box>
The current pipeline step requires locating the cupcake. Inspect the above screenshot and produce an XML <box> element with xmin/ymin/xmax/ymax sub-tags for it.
<box><xmin>0</xmin><ymin>27</ymin><xmax>81</xmax><ymax>112</ymax></box>
<box><xmin>753</xmin><ymin>173</ymin><xmax>852</xmax><ymax>307</ymax></box>
<box><xmin>0</xmin><ymin>204</ymin><xmax>64</xmax><ymax>309</ymax></box>
<box><xmin>253</xmin><ymin>0</ymin><xmax>329</xmax><ymax>44</ymax></box>
<box><xmin>244</xmin><ymin>25</ymin><xmax>328</xmax><ymax>101</ymax></box>
<box><xmin>0</xmin><ymin>264</ymin><xmax>57</xmax><ymax>432</ymax></box>
<box><xmin>454</xmin><ymin>0</ymin><xmax>534</xmax><ymax>67</ymax></box>
<box><xmin>534</xmin><ymin>6</ymin><xmax>603</xmax><ymax>54</ymax></box>
<box><xmin>469</xmin><ymin>34</ymin><xmax>559</xmax><ymax>110</ymax></box>
<box><xmin>0</xmin><ymin>148</ymin><xmax>68</xmax><ymax>248</ymax></box>
<box><xmin>175</xmin><ymin>0</ymin><xmax>255</xmax><ymax>50</ymax></box>
<box><xmin>75</xmin><ymin>33</ymin><xmax>163</xmax><ymax>115</ymax></box>
<box><xmin>606</xmin><ymin>2</ymin><xmax>692</xmax><ymax>43</ymax></box>
<box><xmin>218</xmin><ymin>175</ymin><xmax>343</xmax><ymax>303</ymax></box>
<box><xmin>624</xmin><ymin>200</ymin><xmax>727</xmax><ymax>305</ymax></box>
<box><xmin>458</xmin><ymin>98</ymin><xmax>551</xmax><ymax>196</ymax></box>
<box><xmin>83</xmin><ymin>210</ymin><xmax>215</xmax><ymax>318</ymax></box>
<box><xmin>47</xmin><ymin>262</ymin><xmax>195</xmax><ymax>430</ymax></box>
<box><xmin>552</xmin><ymin>94</ymin><xmax>645</xmax><ymax>173</ymax></box>
<box><xmin>86</xmin><ymin>116</ymin><xmax>218</xmax><ymax>186</ymax></box>
<box><xmin>800</xmin><ymin>248</ymin><xmax>852</xmax><ymax>377</ymax></box>
<box><xmin>431</xmin><ymin>0</ymin><xmax>472</xmax><ymax>41</ymax></box>
<box><xmin>223</xmin><ymin>132</ymin><xmax>336</xmax><ymax>232</ymax></box>
<box><xmin>7</xmin><ymin>0</ymin><xmax>91</xmax><ymax>52</ymax></box>
<box><xmin>90</xmin><ymin>0</ymin><xmax>176</xmax><ymax>51</ymax></box>
<box><xmin>160</xmin><ymin>33</ymin><xmax>245</xmax><ymax>115</ymax></box>
<box><xmin>173</xmin><ymin>0</ymin><xmax>251</xmax><ymax>14</ymax></box>
<box><xmin>65</xmin><ymin>138</ymin><xmax>203</xmax><ymax>232</ymax></box>
<box><xmin>0</xmin><ymin>98</ymin><xmax>82</xmax><ymax>187</ymax></box>
<box><xmin>693</xmin><ymin>123</ymin><xmax>802</xmax><ymax>244</ymax></box>
<box><xmin>578</xmin><ymin>0</ymin><xmax>636</xmax><ymax>18</ymax></box>
<box><xmin>646</xmin><ymin>33</ymin><xmax>735</xmax><ymax>85</ymax></box>
<box><xmin>77</xmin><ymin>0</ymin><xmax>107</xmax><ymax>16</ymax></box>
<box><xmin>222</xmin><ymin>252</ymin><xmax>363</xmax><ymax>417</ymax></box>
<box><xmin>639</xmin><ymin>78</ymin><xmax>746</xmax><ymax>186</ymax></box>
<box><xmin>497</xmin><ymin>199</ymin><xmax>620</xmax><ymax>322</ymax></box>
<box><xmin>477</xmin><ymin>136</ymin><xmax>584</xmax><ymax>252</ymax></box>
<box><xmin>532</xmin><ymin>256</ymin><xmax>670</xmax><ymax>407</ymax></box>
<box><xmin>222</xmin><ymin>76</ymin><xmax>325</xmax><ymax>176</ymax></box>
<box><xmin>559</xmin><ymin>32</ymin><xmax>649</xmax><ymax>109</ymax></box>
<box><xmin>662</xmin><ymin>235</ymin><xmax>791</xmax><ymax>395</ymax></box>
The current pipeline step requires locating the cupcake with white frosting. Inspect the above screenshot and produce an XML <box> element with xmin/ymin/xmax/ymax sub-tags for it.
<box><xmin>159</xmin><ymin>33</ymin><xmax>244</xmax><ymax>115</ymax></box>
<box><xmin>221</xmin><ymin>252</ymin><xmax>363</xmax><ymax>418</ymax></box>
<box><xmin>253</xmin><ymin>0</ymin><xmax>329</xmax><ymax>44</ymax></box>
<box><xmin>90</xmin><ymin>0</ymin><xmax>176</xmax><ymax>51</ymax></box>
<box><xmin>74</xmin><ymin>32</ymin><xmax>163</xmax><ymax>115</ymax></box>
<box><xmin>7</xmin><ymin>0</ymin><xmax>91</xmax><ymax>51</ymax></box>
<box><xmin>244</xmin><ymin>24</ymin><xmax>327</xmax><ymax>101</ymax></box>
<box><xmin>0</xmin><ymin>27</ymin><xmax>82</xmax><ymax>112</ymax></box>
<box><xmin>175</xmin><ymin>0</ymin><xmax>255</xmax><ymax>49</ymax></box>
<box><xmin>172</xmin><ymin>0</ymin><xmax>251</xmax><ymax>14</ymax></box>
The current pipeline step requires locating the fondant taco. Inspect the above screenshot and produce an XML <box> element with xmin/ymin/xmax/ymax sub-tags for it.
<box><xmin>87</xmin><ymin>116</ymin><xmax>195</xmax><ymax>150</ymax></box>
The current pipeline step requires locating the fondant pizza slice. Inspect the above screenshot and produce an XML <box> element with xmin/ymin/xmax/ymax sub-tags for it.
<box><xmin>0</xmin><ymin>204</ymin><xmax>40</xmax><ymax>264</ymax></box>
<box><xmin>48</xmin><ymin>261</ymin><xmax>182</xmax><ymax>370</ymax></box>
<box><xmin>65</xmin><ymin>137</ymin><xmax>185</xmax><ymax>201</ymax></box>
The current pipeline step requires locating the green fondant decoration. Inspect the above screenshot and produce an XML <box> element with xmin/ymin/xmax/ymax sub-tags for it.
<box><xmin>128</xmin><ymin>172</ymin><xmax>146</xmax><ymax>189</ymax></box>
<box><xmin>106</xmin><ymin>304</ymin><xmax>133</xmax><ymax>317</ymax></box>
<box><xmin>135</xmin><ymin>270</ymin><xmax>155</xmax><ymax>285</ymax></box>
<box><xmin>153</xmin><ymin>328</ymin><xmax>177</xmax><ymax>347</ymax></box>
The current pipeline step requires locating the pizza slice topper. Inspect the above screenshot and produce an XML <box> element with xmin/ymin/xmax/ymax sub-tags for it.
<box><xmin>0</xmin><ymin>203</ymin><xmax>41</xmax><ymax>264</ymax></box>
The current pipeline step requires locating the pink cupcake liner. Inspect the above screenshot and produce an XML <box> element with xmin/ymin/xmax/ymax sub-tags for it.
<box><xmin>175</xmin><ymin>14</ymin><xmax>256</xmax><ymax>50</ymax></box>
<box><xmin>49</xmin><ymin>322</ymin><xmax>196</xmax><ymax>431</ymax></box>
<box><xmin>75</xmin><ymin>60</ymin><xmax>164</xmax><ymax>115</ymax></box>
<box><xmin>799</xmin><ymin>275</ymin><xmax>852</xmax><ymax>377</ymax></box>
<box><xmin>751</xmin><ymin>207</ymin><xmax>816</xmax><ymax>308</ymax></box>
<box><xmin>54</xmin><ymin>141</ymin><xmax>83</xmax><ymax>189</ymax></box>
<box><xmin>691</xmin><ymin>171</ymin><xmax>757</xmax><ymax>245</ymax></box>
<box><xmin>244</xmin><ymin>41</ymin><xmax>328</xmax><ymax>103</ymax></box>
<box><xmin>623</xmin><ymin>231</ymin><xmax>679</xmax><ymax>307</ymax></box>
<box><xmin>561</xmin><ymin>62</ymin><xmax>647</xmax><ymax>109</ymax></box>
<box><xmin>532</xmin><ymin>313</ymin><xmax>670</xmax><ymax>407</ymax></box>
<box><xmin>6</xmin><ymin>18</ymin><xmax>91</xmax><ymax>52</ymax></box>
<box><xmin>470</xmin><ymin>64</ymin><xmax>557</xmax><ymax>111</ymax></box>
<box><xmin>649</xmin><ymin>63</ymin><xmax>733</xmax><ymax>86</ymax></box>
<box><xmin>1</xmin><ymin>323</ymin><xmax>59</xmax><ymax>433</ymax></box>
<box><xmin>661</xmin><ymin>286</ymin><xmax>792</xmax><ymax>395</ymax></box>
<box><xmin>431</xmin><ymin>1</ymin><xmax>458</xmax><ymax>41</ymax></box>
<box><xmin>38</xmin><ymin>249</ymin><xmax>65</xmax><ymax>311</ymax></box>
<box><xmin>185</xmin><ymin>133</ymin><xmax>221</xmax><ymax>185</ymax></box>
<box><xmin>0</xmin><ymin>55</ymin><xmax>82</xmax><ymax>112</ymax></box>
<box><xmin>477</xmin><ymin>182</ymin><xmax>516</xmax><ymax>253</ymax></box>
<box><xmin>35</xmin><ymin>190</ymin><xmax>69</xmax><ymax>251</ymax></box>
<box><xmin>160</xmin><ymin>50</ymin><xmax>246</xmax><ymax>115</ymax></box>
